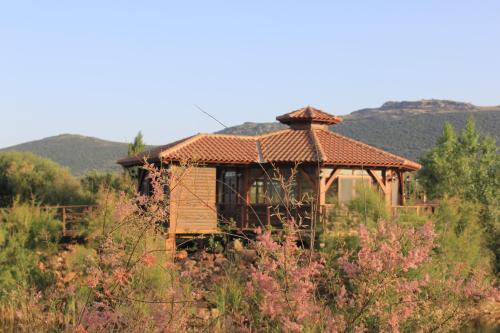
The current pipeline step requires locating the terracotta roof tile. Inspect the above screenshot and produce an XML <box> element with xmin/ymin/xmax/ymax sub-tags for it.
<box><xmin>276</xmin><ymin>106</ymin><xmax>342</xmax><ymax>125</ymax></box>
<box><xmin>162</xmin><ymin>134</ymin><xmax>258</xmax><ymax>164</ymax></box>
<box><xmin>259</xmin><ymin>129</ymin><xmax>318</xmax><ymax>162</ymax></box>
<box><xmin>314</xmin><ymin>129</ymin><xmax>421</xmax><ymax>170</ymax></box>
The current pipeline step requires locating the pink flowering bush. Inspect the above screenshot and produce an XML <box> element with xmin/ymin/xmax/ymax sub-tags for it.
<box><xmin>49</xmin><ymin>163</ymin><xmax>497</xmax><ymax>332</ymax></box>
<box><xmin>73</xmin><ymin>163</ymin><xmax>195</xmax><ymax>332</ymax></box>
<box><xmin>322</xmin><ymin>219</ymin><xmax>497</xmax><ymax>333</ymax></box>
<box><xmin>244</xmin><ymin>223</ymin><xmax>330</xmax><ymax>332</ymax></box>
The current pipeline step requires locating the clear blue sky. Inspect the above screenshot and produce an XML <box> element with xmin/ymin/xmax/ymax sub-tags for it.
<box><xmin>1</xmin><ymin>1</ymin><xmax>499</xmax><ymax>148</ymax></box>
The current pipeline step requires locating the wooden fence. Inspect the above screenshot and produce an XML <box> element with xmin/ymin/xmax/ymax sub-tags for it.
<box><xmin>54</xmin><ymin>205</ymin><xmax>98</xmax><ymax>237</ymax></box>
<box><xmin>0</xmin><ymin>205</ymin><xmax>97</xmax><ymax>238</ymax></box>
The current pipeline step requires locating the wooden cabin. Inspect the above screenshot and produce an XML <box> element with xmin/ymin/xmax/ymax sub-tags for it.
<box><xmin>117</xmin><ymin>106</ymin><xmax>421</xmax><ymax>235</ymax></box>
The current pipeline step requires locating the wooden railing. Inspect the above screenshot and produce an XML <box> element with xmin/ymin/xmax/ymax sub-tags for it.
<box><xmin>217</xmin><ymin>203</ymin><xmax>316</xmax><ymax>230</ymax></box>
<box><xmin>54</xmin><ymin>205</ymin><xmax>98</xmax><ymax>237</ymax></box>
<box><xmin>391</xmin><ymin>204</ymin><xmax>439</xmax><ymax>217</ymax></box>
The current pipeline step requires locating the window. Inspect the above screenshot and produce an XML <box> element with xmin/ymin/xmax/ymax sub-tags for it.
<box><xmin>218</xmin><ymin>170</ymin><xmax>241</xmax><ymax>205</ymax></box>
<box><xmin>297</xmin><ymin>171</ymin><xmax>314</xmax><ymax>201</ymax></box>
<box><xmin>336</xmin><ymin>169</ymin><xmax>374</xmax><ymax>204</ymax></box>
<box><xmin>339</xmin><ymin>178</ymin><xmax>354</xmax><ymax>203</ymax></box>
<box><xmin>250</xmin><ymin>179</ymin><xmax>265</xmax><ymax>204</ymax></box>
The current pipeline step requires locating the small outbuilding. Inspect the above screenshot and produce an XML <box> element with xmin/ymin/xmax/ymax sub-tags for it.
<box><xmin>118</xmin><ymin>106</ymin><xmax>421</xmax><ymax>235</ymax></box>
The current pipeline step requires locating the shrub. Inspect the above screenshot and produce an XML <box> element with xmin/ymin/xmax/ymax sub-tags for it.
<box><xmin>80</xmin><ymin>171</ymin><xmax>134</xmax><ymax>197</ymax></box>
<box><xmin>0</xmin><ymin>202</ymin><xmax>61</xmax><ymax>295</ymax></box>
<box><xmin>0</xmin><ymin>151</ymin><xmax>86</xmax><ymax>206</ymax></box>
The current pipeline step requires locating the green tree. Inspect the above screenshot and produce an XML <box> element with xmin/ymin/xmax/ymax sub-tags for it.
<box><xmin>127</xmin><ymin>131</ymin><xmax>146</xmax><ymax>181</ymax></box>
<box><xmin>128</xmin><ymin>131</ymin><xmax>145</xmax><ymax>157</ymax></box>
<box><xmin>419</xmin><ymin>116</ymin><xmax>499</xmax><ymax>273</ymax></box>
<box><xmin>418</xmin><ymin>122</ymin><xmax>460</xmax><ymax>198</ymax></box>
<box><xmin>80</xmin><ymin>171</ymin><xmax>134</xmax><ymax>196</ymax></box>
<box><xmin>0</xmin><ymin>151</ymin><xmax>86</xmax><ymax>206</ymax></box>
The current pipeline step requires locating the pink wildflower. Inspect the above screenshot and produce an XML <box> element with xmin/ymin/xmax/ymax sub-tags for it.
<box><xmin>113</xmin><ymin>268</ymin><xmax>129</xmax><ymax>286</ymax></box>
<box><xmin>140</xmin><ymin>253</ymin><xmax>156</xmax><ymax>267</ymax></box>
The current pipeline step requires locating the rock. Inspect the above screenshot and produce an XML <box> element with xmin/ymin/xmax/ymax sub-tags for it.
<box><xmin>229</xmin><ymin>239</ymin><xmax>244</xmax><ymax>252</ymax></box>
<box><xmin>62</xmin><ymin>271</ymin><xmax>76</xmax><ymax>283</ymax></box>
<box><xmin>197</xmin><ymin>308</ymin><xmax>210</xmax><ymax>321</ymax></box>
<box><xmin>242</xmin><ymin>249</ymin><xmax>257</xmax><ymax>262</ymax></box>
<box><xmin>210</xmin><ymin>308</ymin><xmax>220</xmax><ymax>318</ymax></box>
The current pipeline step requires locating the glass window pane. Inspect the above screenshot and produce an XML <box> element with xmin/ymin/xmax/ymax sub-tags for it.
<box><xmin>392</xmin><ymin>179</ymin><xmax>399</xmax><ymax>206</ymax></box>
<box><xmin>339</xmin><ymin>178</ymin><xmax>353</xmax><ymax>204</ymax></box>
<box><xmin>250</xmin><ymin>179</ymin><xmax>265</xmax><ymax>204</ymax></box>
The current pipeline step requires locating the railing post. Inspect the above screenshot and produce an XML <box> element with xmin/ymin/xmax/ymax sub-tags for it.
<box><xmin>61</xmin><ymin>207</ymin><xmax>66</xmax><ymax>236</ymax></box>
<box><xmin>240</xmin><ymin>204</ymin><xmax>245</xmax><ymax>229</ymax></box>
<box><xmin>266</xmin><ymin>206</ymin><xmax>271</xmax><ymax>227</ymax></box>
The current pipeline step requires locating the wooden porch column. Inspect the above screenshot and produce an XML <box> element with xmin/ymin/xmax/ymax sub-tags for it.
<box><xmin>316</xmin><ymin>167</ymin><xmax>325</xmax><ymax>225</ymax></box>
<box><xmin>384</xmin><ymin>170</ymin><xmax>392</xmax><ymax>208</ymax></box>
<box><xmin>241</xmin><ymin>168</ymin><xmax>251</xmax><ymax>229</ymax></box>
<box><xmin>166</xmin><ymin>165</ymin><xmax>180</xmax><ymax>260</ymax></box>
<box><xmin>397</xmin><ymin>170</ymin><xmax>405</xmax><ymax>206</ymax></box>
<box><xmin>318</xmin><ymin>169</ymin><xmax>326</xmax><ymax>207</ymax></box>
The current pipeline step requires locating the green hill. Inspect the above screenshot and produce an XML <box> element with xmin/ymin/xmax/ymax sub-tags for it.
<box><xmin>0</xmin><ymin>134</ymin><xmax>130</xmax><ymax>175</ymax></box>
<box><xmin>218</xmin><ymin>99</ymin><xmax>500</xmax><ymax>160</ymax></box>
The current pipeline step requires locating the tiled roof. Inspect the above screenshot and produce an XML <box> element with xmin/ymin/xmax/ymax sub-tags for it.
<box><xmin>118</xmin><ymin>129</ymin><xmax>420</xmax><ymax>170</ymax></box>
<box><xmin>276</xmin><ymin>106</ymin><xmax>342</xmax><ymax>125</ymax></box>
<box><xmin>117</xmin><ymin>107</ymin><xmax>420</xmax><ymax>171</ymax></box>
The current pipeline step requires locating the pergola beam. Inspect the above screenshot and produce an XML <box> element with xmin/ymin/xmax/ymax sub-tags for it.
<box><xmin>324</xmin><ymin>168</ymin><xmax>340</xmax><ymax>192</ymax></box>
<box><xmin>367</xmin><ymin>169</ymin><xmax>387</xmax><ymax>193</ymax></box>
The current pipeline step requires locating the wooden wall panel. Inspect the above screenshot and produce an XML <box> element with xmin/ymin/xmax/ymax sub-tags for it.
<box><xmin>169</xmin><ymin>165</ymin><xmax>217</xmax><ymax>234</ymax></box>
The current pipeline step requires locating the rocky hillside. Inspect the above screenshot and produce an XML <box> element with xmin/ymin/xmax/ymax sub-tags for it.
<box><xmin>218</xmin><ymin>100</ymin><xmax>500</xmax><ymax>160</ymax></box>
<box><xmin>2</xmin><ymin>100</ymin><xmax>498</xmax><ymax>174</ymax></box>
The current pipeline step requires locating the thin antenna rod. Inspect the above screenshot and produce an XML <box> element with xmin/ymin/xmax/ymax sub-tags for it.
<box><xmin>194</xmin><ymin>104</ymin><xmax>228</xmax><ymax>128</ymax></box>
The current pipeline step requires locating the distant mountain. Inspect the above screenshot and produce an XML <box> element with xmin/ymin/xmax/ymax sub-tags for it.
<box><xmin>2</xmin><ymin>100</ymin><xmax>499</xmax><ymax>175</ymax></box>
<box><xmin>218</xmin><ymin>99</ymin><xmax>500</xmax><ymax>160</ymax></box>
<box><xmin>0</xmin><ymin>134</ymin><xmax>130</xmax><ymax>175</ymax></box>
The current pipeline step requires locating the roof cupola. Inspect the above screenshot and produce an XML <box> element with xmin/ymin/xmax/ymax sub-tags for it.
<box><xmin>276</xmin><ymin>106</ymin><xmax>342</xmax><ymax>130</ymax></box>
